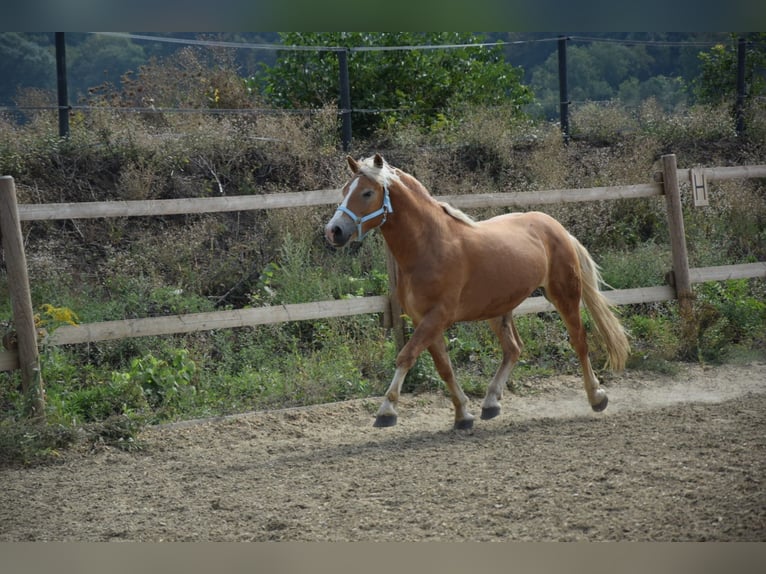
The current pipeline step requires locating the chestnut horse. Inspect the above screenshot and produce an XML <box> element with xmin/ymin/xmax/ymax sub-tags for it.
<box><xmin>325</xmin><ymin>154</ymin><xmax>629</xmax><ymax>429</ymax></box>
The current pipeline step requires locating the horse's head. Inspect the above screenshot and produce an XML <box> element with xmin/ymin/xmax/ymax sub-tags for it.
<box><xmin>324</xmin><ymin>153</ymin><xmax>394</xmax><ymax>247</ymax></box>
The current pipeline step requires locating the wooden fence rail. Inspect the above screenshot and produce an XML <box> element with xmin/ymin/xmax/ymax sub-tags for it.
<box><xmin>2</xmin><ymin>155</ymin><xmax>765</xmax><ymax>418</ymax></box>
<box><xmin>15</xmin><ymin>165</ymin><xmax>766</xmax><ymax>222</ymax></box>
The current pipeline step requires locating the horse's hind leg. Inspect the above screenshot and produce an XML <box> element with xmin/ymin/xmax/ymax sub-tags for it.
<box><xmin>481</xmin><ymin>312</ymin><xmax>523</xmax><ymax>420</ymax></box>
<box><xmin>548</xmin><ymin>285</ymin><xmax>608</xmax><ymax>412</ymax></box>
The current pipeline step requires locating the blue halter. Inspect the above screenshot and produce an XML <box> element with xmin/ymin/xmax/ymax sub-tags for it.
<box><xmin>335</xmin><ymin>185</ymin><xmax>393</xmax><ymax>242</ymax></box>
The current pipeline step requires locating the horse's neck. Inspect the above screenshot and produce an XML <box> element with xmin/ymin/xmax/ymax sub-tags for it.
<box><xmin>381</xmin><ymin>182</ymin><xmax>450</xmax><ymax>270</ymax></box>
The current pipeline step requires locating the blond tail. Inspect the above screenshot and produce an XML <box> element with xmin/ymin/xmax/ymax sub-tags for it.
<box><xmin>571</xmin><ymin>236</ymin><xmax>630</xmax><ymax>372</ymax></box>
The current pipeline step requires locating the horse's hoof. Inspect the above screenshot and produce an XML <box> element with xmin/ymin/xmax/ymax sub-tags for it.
<box><xmin>454</xmin><ymin>418</ymin><xmax>474</xmax><ymax>430</ymax></box>
<box><xmin>480</xmin><ymin>406</ymin><xmax>501</xmax><ymax>420</ymax></box>
<box><xmin>591</xmin><ymin>395</ymin><xmax>608</xmax><ymax>412</ymax></box>
<box><xmin>373</xmin><ymin>414</ymin><xmax>397</xmax><ymax>428</ymax></box>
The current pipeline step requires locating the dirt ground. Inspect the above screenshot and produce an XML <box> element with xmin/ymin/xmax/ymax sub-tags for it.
<box><xmin>1</xmin><ymin>361</ymin><xmax>764</xmax><ymax>542</ymax></box>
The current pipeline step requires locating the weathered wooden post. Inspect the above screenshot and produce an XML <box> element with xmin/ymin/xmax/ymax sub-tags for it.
<box><xmin>0</xmin><ymin>176</ymin><xmax>46</xmax><ymax>419</ymax></box>
<box><xmin>661</xmin><ymin>154</ymin><xmax>696</xmax><ymax>357</ymax></box>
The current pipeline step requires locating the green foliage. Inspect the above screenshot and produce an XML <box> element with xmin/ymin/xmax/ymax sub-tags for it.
<box><xmin>531</xmin><ymin>42</ymin><xmax>658</xmax><ymax>119</ymax></box>
<box><xmin>67</xmin><ymin>35</ymin><xmax>147</xmax><ymax>101</ymax></box>
<box><xmin>618</xmin><ymin>75</ymin><xmax>688</xmax><ymax>110</ymax></box>
<box><xmin>35</xmin><ymin>347</ymin><xmax>196</xmax><ymax>430</ymax></box>
<box><xmin>117</xmin><ymin>349</ymin><xmax>197</xmax><ymax>421</ymax></box>
<box><xmin>0</xmin><ymin>419</ymin><xmax>79</xmax><ymax>466</ymax></box>
<box><xmin>694</xmin><ymin>34</ymin><xmax>766</xmax><ymax>106</ymax></box>
<box><xmin>263</xmin><ymin>32</ymin><xmax>533</xmax><ymax>137</ymax></box>
<box><xmin>65</xmin><ymin>374</ymin><xmax>147</xmax><ymax>422</ymax></box>
<box><xmin>250</xmin><ymin>232</ymin><xmax>389</xmax><ymax>308</ymax></box>
<box><xmin>625</xmin><ymin>305</ymin><xmax>682</xmax><ymax>374</ymax></box>
<box><xmin>694</xmin><ymin>279</ymin><xmax>766</xmax><ymax>363</ymax></box>
<box><xmin>196</xmin><ymin>316</ymin><xmax>392</xmax><ymax>414</ymax></box>
<box><xmin>0</xmin><ymin>33</ymin><xmax>55</xmax><ymax>105</ymax></box>
<box><xmin>599</xmin><ymin>243</ymin><xmax>669</xmax><ymax>289</ymax></box>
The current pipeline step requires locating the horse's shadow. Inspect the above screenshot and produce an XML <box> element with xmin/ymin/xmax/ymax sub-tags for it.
<box><xmin>249</xmin><ymin>412</ymin><xmax>596</xmax><ymax>474</ymax></box>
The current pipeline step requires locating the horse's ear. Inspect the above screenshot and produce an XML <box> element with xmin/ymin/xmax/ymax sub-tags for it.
<box><xmin>347</xmin><ymin>155</ymin><xmax>360</xmax><ymax>174</ymax></box>
<box><xmin>373</xmin><ymin>154</ymin><xmax>384</xmax><ymax>168</ymax></box>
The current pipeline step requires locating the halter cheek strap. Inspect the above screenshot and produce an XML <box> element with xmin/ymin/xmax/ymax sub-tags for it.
<box><xmin>335</xmin><ymin>185</ymin><xmax>393</xmax><ymax>242</ymax></box>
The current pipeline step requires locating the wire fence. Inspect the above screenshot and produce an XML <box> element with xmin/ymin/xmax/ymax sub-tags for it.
<box><xmin>2</xmin><ymin>32</ymin><xmax>762</xmax><ymax>148</ymax></box>
<box><xmin>99</xmin><ymin>32</ymin><xmax>745</xmax><ymax>51</ymax></box>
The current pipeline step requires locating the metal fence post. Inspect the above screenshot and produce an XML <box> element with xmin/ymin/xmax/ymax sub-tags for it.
<box><xmin>558</xmin><ymin>35</ymin><xmax>570</xmax><ymax>143</ymax></box>
<box><xmin>55</xmin><ymin>32</ymin><xmax>70</xmax><ymax>139</ymax></box>
<box><xmin>338</xmin><ymin>49</ymin><xmax>352</xmax><ymax>152</ymax></box>
<box><xmin>735</xmin><ymin>36</ymin><xmax>746</xmax><ymax>136</ymax></box>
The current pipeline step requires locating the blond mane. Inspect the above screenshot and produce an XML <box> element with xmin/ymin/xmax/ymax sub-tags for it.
<box><xmin>358</xmin><ymin>155</ymin><xmax>477</xmax><ymax>227</ymax></box>
<box><xmin>439</xmin><ymin>201</ymin><xmax>478</xmax><ymax>227</ymax></box>
<box><xmin>358</xmin><ymin>155</ymin><xmax>401</xmax><ymax>189</ymax></box>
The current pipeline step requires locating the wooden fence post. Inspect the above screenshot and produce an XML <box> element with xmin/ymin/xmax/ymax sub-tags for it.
<box><xmin>0</xmin><ymin>176</ymin><xmax>46</xmax><ymax>419</ymax></box>
<box><xmin>661</xmin><ymin>154</ymin><xmax>696</xmax><ymax>357</ymax></box>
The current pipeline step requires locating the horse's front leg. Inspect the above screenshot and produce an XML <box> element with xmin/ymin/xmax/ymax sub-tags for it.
<box><xmin>374</xmin><ymin>313</ymin><xmax>456</xmax><ymax>428</ymax></box>
<box><xmin>373</xmin><ymin>366</ymin><xmax>408</xmax><ymax>427</ymax></box>
<box><xmin>428</xmin><ymin>336</ymin><xmax>474</xmax><ymax>430</ymax></box>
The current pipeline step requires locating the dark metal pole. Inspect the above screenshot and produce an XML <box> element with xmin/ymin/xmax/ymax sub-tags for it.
<box><xmin>557</xmin><ymin>36</ymin><xmax>570</xmax><ymax>143</ymax></box>
<box><xmin>735</xmin><ymin>36</ymin><xmax>746</xmax><ymax>136</ymax></box>
<box><xmin>338</xmin><ymin>49</ymin><xmax>352</xmax><ymax>152</ymax></box>
<box><xmin>55</xmin><ymin>32</ymin><xmax>69</xmax><ymax>138</ymax></box>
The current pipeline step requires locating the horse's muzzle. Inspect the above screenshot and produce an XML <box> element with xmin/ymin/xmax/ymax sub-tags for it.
<box><xmin>325</xmin><ymin>219</ymin><xmax>351</xmax><ymax>247</ymax></box>
<box><xmin>325</xmin><ymin>224</ymin><xmax>344</xmax><ymax>247</ymax></box>
<box><xmin>325</xmin><ymin>211</ymin><xmax>356</xmax><ymax>247</ymax></box>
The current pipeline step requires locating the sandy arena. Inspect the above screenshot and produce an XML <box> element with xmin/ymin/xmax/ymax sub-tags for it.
<box><xmin>1</xmin><ymin>362</ymin><xmax>764</xmax><ymax>541</ymax></box>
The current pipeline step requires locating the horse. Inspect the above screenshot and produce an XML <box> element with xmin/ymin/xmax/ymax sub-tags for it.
<box><xmin>325</xmin><ymin>153</ymin><xmax>630</xmax><ymax>429</ymax></box>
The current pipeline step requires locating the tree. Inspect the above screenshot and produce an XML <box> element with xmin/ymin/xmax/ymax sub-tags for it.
<box><xmin>694</xmin><ymin>34</ymin><xmax>766</xmax><ymax>105</ymax></box>
<box><xmin>530</xmin><ymin>41</ymin><xmax>658</xmax><ymax>119</ymax></box>
<box><xmin>67</xmin><ymin>35</ymin><xmax>147</xmax><ymax>102</ymax></box>
<box><xmin>0</xmin><ymin>33</ymin><xmax>55</xmax><ymax>106</ymax></box>
<box><xmin>618</xmin><ymin>76</ymin><xmax>688</xmax><ymax>110</ymax></box>
<box><xmin>262</xmin><ymin>32</ymin><xmax>533</xmax><ymax>137</ymax></box>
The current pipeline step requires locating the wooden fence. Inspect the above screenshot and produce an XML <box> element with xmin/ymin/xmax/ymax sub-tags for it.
<box><xmin>2</xmin><ymin>154</ymin><xmax>765</xmax><ymax>419</ymax></box>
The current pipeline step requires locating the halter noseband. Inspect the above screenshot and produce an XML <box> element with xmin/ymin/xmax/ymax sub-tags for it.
<box><xmin>335</xmin><ymin>184</ymin><xmax>393</xmax><ymax>242</ymax></box>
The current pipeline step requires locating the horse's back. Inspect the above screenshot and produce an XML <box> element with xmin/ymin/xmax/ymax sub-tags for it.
<box><xmin>483</xmin><ymin>210</ymin><xmax>566</xmax><ymax>232</ymax></box>
<box><xmin>477</xmin><ymin>211</ymin><xmax>573</xmax><ymax>252</ymax></box>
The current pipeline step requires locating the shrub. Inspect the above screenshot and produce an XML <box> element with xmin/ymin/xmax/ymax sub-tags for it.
<box><xmin>66</xmin><ymin>372</ymin><xmax>147</xmax><ymax>422</ymax></box>
<box><xmin>695</xmin><ymin>279</ymin><xmax>766</xmax><ymax>363</ymax></box>
<box><xmin>0</xmin><ymin>419</ymin><xmax>79</xmax><ymax>466</ymax></box>
<box><xmin>625</xmin><ymin>306</ymin><xmax>682</xmax><ymax>373</ymax></box>
<box><xmin>120</xmin><ymin>349</ymin><xmax>197</xmax><ymax>421</ymax></box>
<box><xmin>599</xmin><ymin>242</ymin><xmax>670</xmax><ymax>289</ymax></box>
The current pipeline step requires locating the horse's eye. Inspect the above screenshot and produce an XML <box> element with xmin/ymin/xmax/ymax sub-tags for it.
<box><xmin>362</xmin><ymin>190</ymin><xmax>374</xmax><ymax>199</ymax></box>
